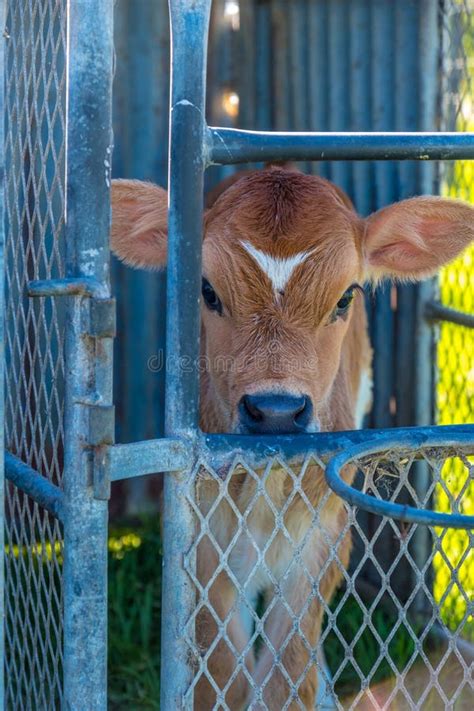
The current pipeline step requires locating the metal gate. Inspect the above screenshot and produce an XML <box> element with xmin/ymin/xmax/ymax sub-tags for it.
<box><xmin>2</xmin><ymin>1</ymin><xmax>474</xmax><ymax>710</ymax></box>
<box><xmin>3</xmin><ymin>1</ymin><xmax>113</xmax><ymax>708</ymax></box>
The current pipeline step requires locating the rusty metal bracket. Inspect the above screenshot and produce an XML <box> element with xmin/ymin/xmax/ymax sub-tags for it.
<box><xmin>87</xmin><ymin>404</ymin><xmax>115</xmax><ymax>448</ymax></box>
<box><xmin>27</xmin><ymin>276</ymin><xmax>108</xmax><ymax>298</ymax></box>
<box><xmin>90</xmin><ymin>298</ymin><xmax>116</xmax><ymax>338</ymax></box>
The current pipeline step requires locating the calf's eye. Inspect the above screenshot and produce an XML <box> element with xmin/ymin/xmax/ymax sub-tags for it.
<box><xmin>202</xmin><ymin>277</ymin><xmax>223</xmax><ymax>315</ymax></box>
<box><xmin>336</xmin><ymin>288</ymin><xmax>354</xmax><ymax>313</ymax></box>
<box><xmin>332</xmin><ymin>284</ymin><xmax>361</xmax><ymax>320</ymax></box>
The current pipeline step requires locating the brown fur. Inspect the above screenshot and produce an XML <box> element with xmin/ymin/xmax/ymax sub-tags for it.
<box><xmin>110</xmin><ymin>168</ymin><xmax>474</xmax><ymax>709</ymax></box>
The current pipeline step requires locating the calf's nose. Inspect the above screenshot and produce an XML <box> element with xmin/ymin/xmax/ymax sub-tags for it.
<box><xmin>239</xmin><ymin>392</ymin><xmax>313</xmax><ymax>434</ymax></box>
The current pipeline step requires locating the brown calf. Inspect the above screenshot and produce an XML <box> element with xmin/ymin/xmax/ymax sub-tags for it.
<box><xmin>111</xmin><ymin>168</ymin><xmax>474</xmax><ymax>709</ymax></box>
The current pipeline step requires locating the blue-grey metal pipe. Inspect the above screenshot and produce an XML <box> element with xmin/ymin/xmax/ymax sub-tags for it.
<box><xmin>425</xmin><ymin>301</ymin><xmax>474</xmax><ymax>329</ymax></box>
<box><xmin>109</xmin><ymin>422</ymin><xmax>474</xmax><ymax>483</ymax></box>
<box><xmin>393</xmin><ymin>0</ymin><xmax>419</xmax><ymax>430</ymax></box>
<box><xmin>204</xmin><ymin>424</ymin><xmax>474</xmax><ymax>469</ymax></box>
<box><xmin>207</xmin><ymin>128</ymin><xmax>474</xmax><ymax>165</ymax></box>
<box><xmin>370</xmin><ymin>0</ymin><xmax>397</xmax><ymax>431</ymax></box>
<box><xmin>27</xmin><ymin>276</ymin><xmax>107</xmax><ymax>298</ymax></box>
<box><xmin>62</xmin><ymin>2</ymin><xmax>113</xmax><ymax>709</ymax></box>
<box><xmin>348</xmin><ymin>0</ymin><xmax>376</xmax><ymax>575</ymax></box>
<box><xmin>0</xmin><ymin>0</ymin><xmax>5</xmax><ymax>702</ymax></box>
<box><xmin>414</xmin><ymin>0</ymin><xmax>443</xmax><ymax>428</ymax></box>
<box><xmin>5</xmin><ymin>453</ymin><xmax>65</xmax><ymax>521</ymax></box>
<box><xmin>325</xmin><ymin>432</ymin><xmax>474</xmax><ymax>530</ymax></box>
<box><xmin>161</xmin><ymin>2</ymin><xmax>212</xmax><ymax>709</ymax></box>
<box><xmin>411</xmin><ymin>0</ymin><xmax>441</xmax><ymax>617</ymax></box>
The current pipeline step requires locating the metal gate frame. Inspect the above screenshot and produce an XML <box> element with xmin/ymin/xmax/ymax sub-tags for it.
<box><xmin>3</xmin><ymin>2</ymin><xmax>114</xmax><ymax>709</ymax></box>
<box><xmin>2</xmin><ymin>1</ymin><xmax>474</xmax><ymax>710</ymax></box>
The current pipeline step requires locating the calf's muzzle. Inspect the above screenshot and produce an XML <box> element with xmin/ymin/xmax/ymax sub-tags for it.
<box><xmin>238</xmin><ymin>392</ymin><xmax>313</xmax><ymax>434</ymax></box>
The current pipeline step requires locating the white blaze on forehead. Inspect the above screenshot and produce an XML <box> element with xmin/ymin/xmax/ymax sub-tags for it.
<box><xmin>241</xmin><ymin>240</ymin><xmax>310</xmax><ymax>293</ymax></box>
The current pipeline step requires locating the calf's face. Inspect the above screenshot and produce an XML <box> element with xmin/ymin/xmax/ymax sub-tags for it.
<box><xmin>111</xmin><ymin>169</ymin><xmax>474</xmax><ymax>434</ymax></box>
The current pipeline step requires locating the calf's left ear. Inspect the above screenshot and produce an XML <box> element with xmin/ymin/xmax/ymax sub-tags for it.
<box><xmin>110</xmin><ymin>179</ymin><xmax>168</xmax><ymax>270</ymax></box>
<box><xmin>363</xmin><ymin>196</ymin><xmax>474</xmax><ymax>281</ymax></box>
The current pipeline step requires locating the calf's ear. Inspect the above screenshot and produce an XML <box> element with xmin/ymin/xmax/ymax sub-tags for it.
<box><xmin>363</xmin><ymin>196</ymin><xmax>474</xmax><ymax>281</ymax></box>
<box><xmin>110</xmin><ymin>179</ymin><xmax>168</xmax><ymax>270</ymax></box>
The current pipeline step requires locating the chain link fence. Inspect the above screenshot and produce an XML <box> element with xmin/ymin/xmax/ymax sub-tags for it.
<box><xmin>183</xmin><ymin>443</ymin><xmax>473</xmax><ymax>709</ymax></box>
<box><xmin>4</xmin><ymin>0</ymin><xmax>66</xmax><ymax>707</ymax></box>
<box><xmin>436</xmin><ymin>0</ymin><xmax>474</xmax><ymax>646</ymax></box>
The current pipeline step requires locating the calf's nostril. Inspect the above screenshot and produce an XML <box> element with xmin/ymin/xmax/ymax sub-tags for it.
<box><xmin>294</xmin><ymin>395</ymin><xmax>312</xmax><ymax>425</ymax></box>
<box><xmin>242</xmin><ymin>395</ymin><xmax>263</xmax><ymax>423</ymax></box>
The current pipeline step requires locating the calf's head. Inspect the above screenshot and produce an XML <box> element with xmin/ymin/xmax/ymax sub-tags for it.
<box><xmin>111</xmin><ymin>169</ymin><xmax>474</xmax><ymax>434</ymax></box>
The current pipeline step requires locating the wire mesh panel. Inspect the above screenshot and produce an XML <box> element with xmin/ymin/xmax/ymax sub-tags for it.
<box><xmin>439</xmin><ymin>1</ymin><xmax>474</xmax><ymax>425</ymax></box>
<box><xmin>181</xmin><ymin>444</ymin><xmax>474</xmax><ymax>710</ymax></box>
<box><xmin>437</xmin><ymin>0</ymin><xmax>474</xmax><ymax>650</ymax></box>
<box><xmin>4</xmin><ymin>1</ymin><xmax>67</xmax><ymax>707</ymax></box>
<box><xmin>3</xmin><ymin>0</ymin><xmax>112</xmax><ymax>707</ymax></box>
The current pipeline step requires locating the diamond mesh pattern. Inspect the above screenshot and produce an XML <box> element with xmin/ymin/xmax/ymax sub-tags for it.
<box><xmin>182</xmin><ymin>447</ymin><xmax>474</xmax><ymax>710</ymax></box>
<box><xmin>4</xmin><ymin>1</ymin><xmax>67</xmax><ymax>707</ymax></box>
<box><xmin>437</xmin><ymin>0</ymin><xmax>474</xmax><ymax>644</ymax></box>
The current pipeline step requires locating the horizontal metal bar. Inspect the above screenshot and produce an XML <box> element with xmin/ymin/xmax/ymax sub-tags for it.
<box><xmin>110</xmin><ymin>425</ymin><xmax>473</xmax><ymax>483</ymax></box>
<box><xmin>28</xmin><ymin>277</ymin><xmax>107</xmax><ymax>298</ymax></box>
<box><xmin>207</xmin><ymin>128</ymin><xmax>474</xmax><ymax>165</ymax></box>
<box><xmin>325</xmin><ymin>432</ymin><xmax>474</xmax><ymax>529</ymax></box>
<box><xmin>109</xmin><ymin>437</ymin><xmax>194</xmax><ymax>481</ymax></box>
<box><xmin>5</xmin><ymin>453</ymin><xmax>65</xmax><ymax>521</ymax></box>
<box><xmin>203</xmin><ymin>424</ymin><xmax>474</xmax><ymax>470</ymax></box>
<box><xmin>425</xmin><ymin>300</ymin><xmax>474</xmax><ymax>329</ymax></box>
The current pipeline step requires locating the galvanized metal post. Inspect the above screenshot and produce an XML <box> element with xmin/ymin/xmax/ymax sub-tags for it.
<box><xmin>371</xmin><ymin>0</ymin><xmax>397</xmax><ymax>430</ymax></box>
<box><xmin>411</xmin><ymin>0</ymin><xmax>440</xmax><ymax>619</ymax></box>
<box><xmin>62</xmin><ymin>2</ymin><xmax>114</xmax><ymax>710</ymax></box>
<box><xmin>0</xmin><ymin>1</ymin><xmax>5</xmax><ymax>707</ymax></box>
<box><xmin>416</xmin><ymin>0</ymin><xmax>439</xmax><ymax>427</ymax></box>
<box><xmin>161</xmin><ymin>1</ymin><xmax>212</xmax><ymax>709</ymax></box>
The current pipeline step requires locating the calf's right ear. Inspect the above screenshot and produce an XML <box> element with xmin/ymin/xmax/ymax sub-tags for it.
<box><xmin>363</xmin><ymin>196</ymin><xmax>474</xmax><ymax>281</ymax></box>
<box><xmin>110</xmin><ymin>179</ymin><xmax>168</xmax><ymax>270</ymax></box>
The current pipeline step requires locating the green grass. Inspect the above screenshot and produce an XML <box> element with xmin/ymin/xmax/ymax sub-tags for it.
<box><xmin>108</xmin><ymin>519</ymin><xmax>162</xmax><ymax>710</ymax></box>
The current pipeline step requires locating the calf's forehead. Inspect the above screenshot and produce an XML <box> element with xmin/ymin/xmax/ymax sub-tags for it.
<box><xmin>204</xmin><ymin>169</ymin><xmax>359</xmax><ymax>250</ymax></box>
<box><xmin>202</xmin><ymin>170</ymin><xmax>362</xmax><ymax>319</ymax></box>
